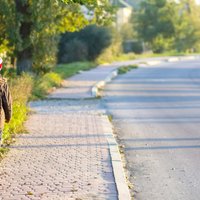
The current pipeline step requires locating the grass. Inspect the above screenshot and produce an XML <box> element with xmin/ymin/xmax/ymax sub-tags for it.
<box><xmin>0</xmin><ymin>147</ymin><xmax>9</xmax><ymax>160</ymax></box>
<box><xmin>2</xmin><ymin>74</ymin><xmax>33</xmax><ymax>144</ymax></box>
<box><xmin>136</xmin><ymin>51</ymin><xmax>196</xmax><ymax>58</ymax></box>
<box><xmin>114</xmin><ymin>53</ymin><xmax>137</xmax><ymax>62</ymax></box>
<box><xmin>32</xmin><ymin>62</ymin><xmax>96</xmax><ymax>100</ymax></box>
<box><xmin>53</xmin><ymin>62</ymin><xmax>96</xmax><ymax>79</ymax></box>
<box><xmin>118</xmin><ymin>65</ymin><xmax>138</xmax><ymax>75</ymax></box>
<box><xmin>107</xmin><ymin>114</ymin><xmax>113</xmax><ymax>122</ymax></box>
<box><xmin>98</xmin><ymin>51</ymin><xmax>199</xmax><ymax>65</ymax></box>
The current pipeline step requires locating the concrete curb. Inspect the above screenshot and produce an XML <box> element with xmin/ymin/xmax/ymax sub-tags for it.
<box><xmin>102</xmin><ymin>115</ymin><xmax>132</xmax><ymax>200</ymax></box>
<box><xmin>166</xmin><ymin>57</ymin><xmax>180</xmax><ymax>62</ymax></box>
<box><xmin>144</xmin><ymin>60</ymin><xmax>162</xmax><ymax>65</ymax></box>
<box><xmin>92</xmin><ymin>70</ymin><xmax>118</xmax><ymax>97</ymax></box>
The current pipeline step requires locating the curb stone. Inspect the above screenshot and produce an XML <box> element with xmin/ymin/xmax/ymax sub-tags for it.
<box><xmin>166</xmin><ymin>57</ymin><xmax>180</xmax><ymax>62</ymax></box>
<box><xmin>102</xmin><ymin>115</ymin><xmax>131</xmax><ymax>200</ymax></box>
<box><xmin>92</xmin><ymin>70</ymin><xmax>118</xmax><ymax>97</ymax></box>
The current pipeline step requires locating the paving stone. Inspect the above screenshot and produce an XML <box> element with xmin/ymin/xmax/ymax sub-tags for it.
<box><xmin>0</xmin><ymin>99</ymin><xmax>118</xmax><ymax>199</ymax></box>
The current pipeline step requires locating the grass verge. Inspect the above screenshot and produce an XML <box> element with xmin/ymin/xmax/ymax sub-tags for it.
<box><xmin>2</xmin><ymin>74</ymin><xmax>33</xmax><ymax>145</ymax></box>
<box><xmin>97</xmin><ymin>51</ymin><xmax>199</xmax><ymax>64</ymax></box>
<box><xmin>32</xmin><ymin>62</ymin><xmax>95</xmax><ymax>100</ymax></box>
<box><xmin>53</xmin><ymin>62</ymin><xmax>96</xmax><ymax>79</ymax></box>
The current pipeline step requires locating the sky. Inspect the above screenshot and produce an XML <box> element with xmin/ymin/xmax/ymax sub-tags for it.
<box><xmin>196</xmin><ymin>0</ymin><xmax>200</xmax><ymax>5</ymax></box>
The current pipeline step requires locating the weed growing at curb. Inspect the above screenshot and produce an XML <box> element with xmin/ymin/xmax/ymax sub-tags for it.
<box><xmin>107</xmin><ymin>114</ymin><xmax>113</xmax><ymax>122</ymax></box>
<box><xmin>0</xmin><ymin>147</ymin><xmax>9</xmax><ymax>161</ymax></box>
<box><xmin>93</xmin><ymin>86</ymin><xmax>105</xmax><ymax>98</ymax></box>
<box><xmin>118</xmin><ymin>65</ymin><xmax>138</xmax><ymax>75</ymax></box>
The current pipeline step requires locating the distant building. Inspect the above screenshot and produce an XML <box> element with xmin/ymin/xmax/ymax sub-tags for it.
<box><xmin>110</xmin><ymin>0</ymin><xmax>142</xmax><ymax>8</ymax></box>
<box><xmin>116</xmin><ymin>7</ymin><xmax>132</xmax><ymax>29</ymax></box>
<box><xmin>110</xmin><ymin>0</ymin><xmax>133</xmax><ymax>29</ymax></box>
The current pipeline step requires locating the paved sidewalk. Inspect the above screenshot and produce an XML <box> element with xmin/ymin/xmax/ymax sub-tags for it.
<box><xmin>0</xmin><ymin>100</ymin><xmax>117</xmax><ymax>200</ymax></box>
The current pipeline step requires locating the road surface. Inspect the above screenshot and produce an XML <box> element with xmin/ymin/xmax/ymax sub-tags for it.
<box><xmin>103</xmin><ymin>59</ymin><xmax>200</xmax><ymax>200</ymax></box>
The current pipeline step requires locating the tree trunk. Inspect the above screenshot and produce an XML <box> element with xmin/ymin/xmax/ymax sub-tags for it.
<box><xmin>15</xmin><ymin>0</ymin><xmax>33</xmax><ymax>74</ymax></box>
<box><xmin>16</xmin><ymin>48</ymin><xmax>32</xmax><ymax>75</ymax></box>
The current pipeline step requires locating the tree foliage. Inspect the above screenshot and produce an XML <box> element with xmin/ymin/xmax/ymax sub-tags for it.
<box><xmin>0</xmin><ymin>0</ymin><xmax>114</xmax><ymax>74</ymax></box>
<box><xmin>136</xmin><ymin>0</ymin><xmax>200</xmax><ymax>53</ymax></box>
<box><xmin>136</xmin><ymin>0</ymin><xmax>176</xmax><ymax>53</ymax></box>
<box><xmin>174</xmin><ymin>0</ymin><xmax>200</xmax><ymax>52</ymax></box>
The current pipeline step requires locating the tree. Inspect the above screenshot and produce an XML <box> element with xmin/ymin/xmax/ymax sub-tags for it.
<box><xmin>174</xmin><ymin>0</ymin><xmax>200</xmax><ymax>52</ymax></box>
<box><xmin>136</xmin><ymin>0</ymin><xmax>177</xmax><ymax>53</ymax></box>
<box><xmin>135</xmin><ymin>0</ymin><xmax>200</xmax><ymax>53</ymax></box>
<box><xmin>0</xmin><ymin>1</ymin><xmax>17</xmax><ymax>63</ymax></box>
<box><xmin>0</xmin><ymin>0</ymin><xmax>114</xmax><ymax>74</ymax></box>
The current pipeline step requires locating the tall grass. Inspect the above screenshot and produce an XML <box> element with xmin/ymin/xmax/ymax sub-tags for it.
<box><xmin>53</xmin><ymin>62</ymin><xmax>96</xmax><ymax>78</ymax></box>
<box><xmin>3</xmin><ymin>74</ymin><xmax>33</xmax><ymax>144</ymax></box>
<box><xmin>32</xmin><ymin>72</ymin><xmax>62</xmax><ymax>99</ymax></box>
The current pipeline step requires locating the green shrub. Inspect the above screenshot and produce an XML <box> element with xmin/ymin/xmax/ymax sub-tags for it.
<box><xmin>58</xmin><ymin>25</ymin><xmax>112</xmax><ymax>63</ymax></box>
<box><xmin>60</xmin><ymin>38</ymin><xmax>88</xmax><ymax>63</ymax></box>
<box><xmin>42</xmin><ymin>73</ymin><xmax>62</xmax><ymax>87</ymax></box>
<box><xmin>123</xmin><ymin>41</ymin><xmax>143</xmax><ymax>54</ymax></box>
<box><xmin>32</xmin><ymin>72</ymin><xmax>62</xmax><ymax>99</ymax></box>
<box><xmin>81</xmin><ymin>25</ymin><xmax>112</xmax><ymax>61</ymax></box>
<box><xmin>96</xmin><ymin>30</ymin><xmax>123</xmax><ymax>64</ymax></box>
<box><xmin>151</xmin><ymin>35</ymin><xmax>174</xmax><ymax>53</ymax></box>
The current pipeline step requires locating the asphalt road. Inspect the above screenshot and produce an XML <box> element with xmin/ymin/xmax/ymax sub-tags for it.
<box><xmin>103</xmin><ymin>59</ymin><xmax>200</xmax><ymax>200</ymax></box>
